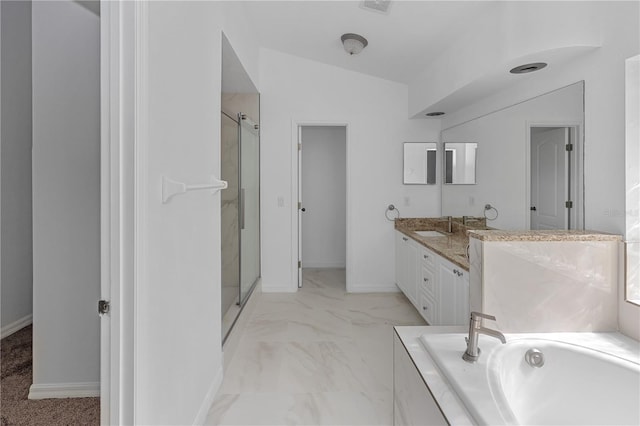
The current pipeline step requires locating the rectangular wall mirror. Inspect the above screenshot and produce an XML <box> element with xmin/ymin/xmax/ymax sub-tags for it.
<box><xmin>440</xmin><ymin>82</ymin><xmax>584</xmax><ymax>230</ymax></box>
<box><xmin>443</xmin><ymin>142</ymin><xmax>477</xmax><ymax>184</ymax></box>
<box><xmin>403</xmin><ymin>142</ymin><xmax>437</xmax><ymax>184</ymax></box>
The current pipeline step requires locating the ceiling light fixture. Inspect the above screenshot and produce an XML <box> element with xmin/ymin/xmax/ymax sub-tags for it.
<box><xmin>341</xmin><ymin>33</ymin><xmax>368</xmax><ymax>56</ymax></box>
<box><xmin>510</xmin><ymin>62</ymin><xmax>548</xmax><ymax>74</ymax></box>
<box><xmin>426</xmin><ymin>112</ymin><xmax>445</xmax><ymax>117</ymax></box>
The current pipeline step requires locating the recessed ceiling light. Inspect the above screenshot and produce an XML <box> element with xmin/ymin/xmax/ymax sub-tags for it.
<box><xmin>425</xmin><ymin>112</ymin><xmax>445</xmax><ymax>117</ymax></box>
<box><xmin>510</xmin><ymin>62</ymin><xmax>548</xmax><ymax>74</ymax></box>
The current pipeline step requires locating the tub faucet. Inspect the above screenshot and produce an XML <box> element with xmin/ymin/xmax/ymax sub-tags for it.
<box><xmin>462</xmin><ymin>311</ymin><xmax>506</xmax><ymax>363</ymax></box>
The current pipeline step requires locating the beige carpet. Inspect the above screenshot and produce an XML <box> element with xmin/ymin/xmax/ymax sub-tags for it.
<box><xmin>1</xmin><ymin>325</ymin><xmax>99</xmax><ymax>425</ymax></box>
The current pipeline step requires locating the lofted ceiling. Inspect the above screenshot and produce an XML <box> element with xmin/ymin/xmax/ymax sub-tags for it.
<box><xmin>242</xmin><ymin>1</ymin><xmax>497</xmax><ymax>84</ymax></box>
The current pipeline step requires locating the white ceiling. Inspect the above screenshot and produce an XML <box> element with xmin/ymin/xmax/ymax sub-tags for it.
<box><xmin>242</xmin><ymin>1</ymin><xmax>496</xmax><ymax>84</ymax></box>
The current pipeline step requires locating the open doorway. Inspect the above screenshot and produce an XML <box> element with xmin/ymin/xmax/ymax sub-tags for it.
<box><xmin>529</xmin><ymin>125</ymin><xmax>580</xmax><ymax>230</ymax></box>
<box><xmin>297</xmin><ymin>126</ymin><xmax>347</xmax><ymax>289</ymax></box>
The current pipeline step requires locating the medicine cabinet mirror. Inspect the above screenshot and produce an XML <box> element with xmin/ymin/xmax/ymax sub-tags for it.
<box><xmin>403</xmin><ymin>142</ymin><xmax>437</xmax><ymax>185</ymax></box>
<box><xmin>443</xmin><ymin>142</ymin><xmax>478</xmax><ymax>185</ymax></box>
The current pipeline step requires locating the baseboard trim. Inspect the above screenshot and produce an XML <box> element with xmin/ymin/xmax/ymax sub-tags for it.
<box><xmin>302</xmin><ymin>262</ymin><xmax>346</xmax><ymax>269</ymax></box>
<box><xmin>192</xmin><ymin>366</ymin><xmax>224</xmax><ymax>425</ymax></box>
<box><xmin>261</xmin><ymin>285</ymin><xmax>297</xmax><ymax>293</ymax></box>
<box><xmin>1</xmin><ymin>314</ymin><xmax>33</xmax><ymax>339</ymax></box>
<box><xmin>28</xmin><ymin>382</ymin><xmax>100</xmax><ymax>399</ymax></box>
<box><xmin>347</xmin><ymin>284</ymin><xmax>401</xmax><ymax>293</ymax></box>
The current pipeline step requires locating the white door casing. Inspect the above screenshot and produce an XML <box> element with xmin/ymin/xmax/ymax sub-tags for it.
<box><xmin>100</xmin><ymin>1</ymin><xmax>140</xmax><ymax>423</ymax></box>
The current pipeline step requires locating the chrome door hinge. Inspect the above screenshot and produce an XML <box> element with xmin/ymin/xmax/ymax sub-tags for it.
<box><xmin>566</xmin><ymin>143</ymin><xmax>573</xmax><ymax>151</ymax></box>
<box><xmin>298</xmin><ymin>143</ymin><xmax>302</xmax><ymax>151</ymax></box>
<box><xmin>565</xmin><ymin>200</ymin><xmax>573</xmax><ymax>208</ymax></box>
<box><xmin>298</xmin><ymin>202</ymin><xmax>302</xmax><ymax>209</ymax></box>
<box><xmin>98</xmin><ymin>300</ymin><xmax>111</xmax><ymax>316</ymax></box>
<box><xmin>298</xmin><ymin>261</ymin><xmax>302</xmax><ymax>268</ymax></box>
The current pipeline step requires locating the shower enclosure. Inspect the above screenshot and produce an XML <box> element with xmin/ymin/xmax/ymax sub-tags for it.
<box><xmin>221</xmin><ymin>34</ymin><xmax>261</xmax><ymax>344</ymax></box>
<box><xmin>221</xmin><ymin>109</ymin><xmax>260</xmax><ymax>344</ymax></box>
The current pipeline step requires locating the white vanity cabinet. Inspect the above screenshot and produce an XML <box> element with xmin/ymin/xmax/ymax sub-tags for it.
<box><xmin>395</xmin><ymin>230</ymin><xmax>469</xmax><ymax>326</ymax></box>
<box><xmin>436</xmin><ymin>258</ymin><xmax>470</xmax><ymax>326</ymax></box>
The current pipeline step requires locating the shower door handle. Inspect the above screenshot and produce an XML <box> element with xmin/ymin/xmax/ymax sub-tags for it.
<box><xmin>240</xmin><ymin>188</ymin><xmax>245</xmax><ymax>230</ymax></box>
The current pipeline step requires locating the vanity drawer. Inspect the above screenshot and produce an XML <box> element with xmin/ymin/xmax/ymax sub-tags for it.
<box><xmin>420</xmin><ymin>247</ymin><xmax>436</xmax><ymax>269</ymax></box>
<box><xmin>419</xmin><ymin>292</ymin><xmax>438</xmax><ymax>325</ymax></box>
<box><xmin>420</xmin><ymin>266</ymin><xmax>437</xmax><ymax>298</ymax></box>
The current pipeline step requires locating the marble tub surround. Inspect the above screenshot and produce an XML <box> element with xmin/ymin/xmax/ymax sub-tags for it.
<box><xmin>395</xmin><ymin>217</ymin><xmax>486</xmax><ymax>270</ymax></box>
<box><xmin>470</xmin><ymin>237</ymin><xmax>620</xmax><ymax>333</ymax></box>
<box><xmin>468</xmin><ymin>229</ymin><xmax>623</xmax><ymax>242</ymax></box>
<box><xmin>394</xmin><ymin>326</ymin><xmax>473</xmax><ymax>426</ymax></box>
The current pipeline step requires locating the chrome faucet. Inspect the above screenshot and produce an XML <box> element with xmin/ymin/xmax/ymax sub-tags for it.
<box><xmin>462</xmin><ymin>312</ymin><xmax>506</xmax><ymax>363</ymax></box>
<box><xmin>438</xmin><ymin>215</ymin><xmax>453</xmax><ymax>233</ymax></box>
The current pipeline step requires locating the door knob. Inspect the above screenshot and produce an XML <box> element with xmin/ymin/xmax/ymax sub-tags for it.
<box><xmin>530</xmin><ymin>206</ymin><xmax>537</xmax><ymax>211</ymax></box>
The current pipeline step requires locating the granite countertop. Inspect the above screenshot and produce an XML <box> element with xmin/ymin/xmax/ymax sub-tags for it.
<box><xmin>395</xmin><ymin>218</ymin><xmax>486</xmax><ymax>271</ymax></box>
<box><xmin>468</xmin><ymin>229</ymin><xmax>623</xmax><ymax>242</ymax></box>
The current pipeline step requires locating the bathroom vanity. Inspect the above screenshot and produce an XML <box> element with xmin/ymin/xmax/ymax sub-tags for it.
<box><xmin>394</xmin><ymin>218</ymin><xmax>485</xmax><ymax>326</ymax></box>
<box><xmin>393</xmin><ymin>229</ymin><xmax>635</xmax><ymax>426</ymax></box>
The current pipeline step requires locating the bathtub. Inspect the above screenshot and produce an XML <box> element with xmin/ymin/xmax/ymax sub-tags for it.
<box><xmin>419</xmin><ymin>332</ymin><xmax>640</xmax><ymax>425</ymax></box>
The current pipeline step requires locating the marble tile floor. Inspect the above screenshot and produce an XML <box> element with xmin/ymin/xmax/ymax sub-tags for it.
<box><xmin>206</xmin><ymin>268</ymin><xmax>426</xmax><ymax>425</ymax></box>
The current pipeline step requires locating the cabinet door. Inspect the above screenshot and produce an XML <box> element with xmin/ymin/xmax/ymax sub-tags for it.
<box><xmin>455</xmin><ymin>271</ymin><xmax>470</xmax><ymax>325</ymax></box>
<box><xmin>395</xmin><ymin>231</ymin><xmax>418</xmax><ymax>306</ymax></box>
<box><xmin>395</xmin><ymin>232</ymin><xmax>408</xmax><ymax>292</ymax></box>
<box><xmin>437</xmin><ymin>259</ymin><xmax>470</xmax><ymax>326</ymax></box>
<box><xmin>437</xmin><ymin>261</ymin><xmax>457</xmax><ymax>325</ymax></box>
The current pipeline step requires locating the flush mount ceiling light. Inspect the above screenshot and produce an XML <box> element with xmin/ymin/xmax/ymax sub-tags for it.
<box><xmin>341</xmin><ymin>33</ymin><xmax>368</xmax><ymax>56</ymax></box>
<box><xmin>425</xmin><ymin>112</ymin><xmax>445</xmax><ymax>117</ymax></box>
<box><xmin>510</xmin><ymin>62</ymin><xmax>548</xmax><ymax>74</ymax></box>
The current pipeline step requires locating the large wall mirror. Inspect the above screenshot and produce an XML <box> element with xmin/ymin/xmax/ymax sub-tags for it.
<box><xmin>403</xmin><ymin>142</ymin><xmax>437</xmax><ymax>184</ymax></box>
<box><xmin>441</xmin><ymin>81</ymin><xmax>584</xmax><ymax>230</ymax></box>
<box><xmin>444</xmin><ymin>142</ymin><xmax>477</xmax><ymax>184</ymax></box>
<box><xmin>625</xmin><ymin>54</ymin><xmax>639</xmax><ymax>305</ymax></box>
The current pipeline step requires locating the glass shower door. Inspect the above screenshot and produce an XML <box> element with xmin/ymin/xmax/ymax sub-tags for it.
<box><xmin>239</xmin><ymin>113</ymin><xmax>260</xmax><ymax>305</ymax></box>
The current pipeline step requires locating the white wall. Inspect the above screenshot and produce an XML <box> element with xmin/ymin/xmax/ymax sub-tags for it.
<box><xmin>301</xmin><ymin>126</ymin><xmax>346</xmax><ymax>269</ymax></box>
<box><xmin>1</xmin><ymin>0</ymin><xmax>33</xmax><ymax>337</ymax></box>
<box><xmin>441</xmin><ymin>82</ymin><xmax>583</xmax><ymax>230</ymax></box>
<box><xmin>416</xmin><ymin>1</ymin><xmax>639</xmax><ymax>339</ymax></box>
<box><xmin>438</xmin><ymin>2</ymin><xmax>639</xmax><ymax>236</ymax></box>
<box><xmin>131</xmin><ymin>2</ymin><xmax>260</xmax><ymax>424</ymax></box>
<box><xmin>31</xmin><ymin>0</ymin><xmax>100</xmax><ymax>395</ymax></box>
<box><xmin>260</xmin><ymin>48</ymin><xmax>440</xmax><ymax>293</ymax></box>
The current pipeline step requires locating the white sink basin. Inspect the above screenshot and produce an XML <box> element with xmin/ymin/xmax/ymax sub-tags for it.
<box><xmin>415</xmin><ymin>230</ymin><xmax>447</xmax><ymax>237</ymax></box>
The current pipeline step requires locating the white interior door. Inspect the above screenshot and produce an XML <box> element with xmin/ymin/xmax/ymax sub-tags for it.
<box><xmin>531</xmin><ymin>127</ymin><xmax>569</xmax><ymax>230</ymax></box>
